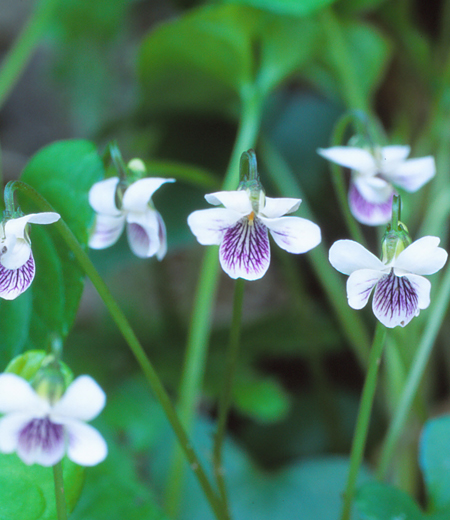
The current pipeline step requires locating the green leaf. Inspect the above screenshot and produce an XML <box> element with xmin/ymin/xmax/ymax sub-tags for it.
<box><xmin>222</xmin><ymin>0</ymin><xmax>337</xmax><ymax>16</ymax></box>
<box><xmin>0</xmin><ymin>295</ymin><xmax>32</xmax><ymax>370</ymax></box>
<box><xmin>0</xmin><ymin>454</ymin><xmax>84</xmax><ymax>520</ymax></box>
<box><xmin>11</xmin><ymin>140</ymin><xmax>104</xmax><ymax>351</ymax></box>
<box><xmin>355</xmin><ymin>481</ymin><xmax>423</xmax><ymax>520</ymax></box>
<box><xmin>419</xmin><ymin>414</ymin><xmax>450</xmax><ymax>512</ymax></box>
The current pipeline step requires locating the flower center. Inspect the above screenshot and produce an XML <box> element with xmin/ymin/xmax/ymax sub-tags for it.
<box><xmin>247</xmin><ymin>211</ymin><xmax>255</xmax><ymax>225</ymax></box>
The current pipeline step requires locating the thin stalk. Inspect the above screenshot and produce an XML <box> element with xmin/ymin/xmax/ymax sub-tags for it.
<box><xmin>341</xmin><ymin>323</ymin><xmax>387</xmax><ymax>520</ymax></box>
<box><xmin>0</xmin><ymin>0</ymin><xmax>59</xmax><ymax>110</ymax></box>
<box><xmin>7</xmin><ymin>181</ymin><xmax>227</xmax><ymax>520</ymax></box>
<box><xmin>165</xmin><ymin>89</ymin><xmax>263</xmax><ymax>516</ymax></box>
<box><xmin>376</xmin><ymin>261</ymin><xmax>450</xmax><ymax>479</ymax></box>
<box><xmin>213</xmin><ymin>278</ymin><xmax>245</xmax><ymax>509</ymax></box>
<box><xmin>53</xmin><ymin>462</ymin><xmax>68</xmax><ymax>520</ymax></box>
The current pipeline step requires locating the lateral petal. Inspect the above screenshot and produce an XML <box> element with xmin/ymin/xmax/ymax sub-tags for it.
<box><xmin>65</xmin><ymin>420</ymin><xmax>107</xmax><ymax>466</ymax></box>
<box><xmin>204</xmin><ymin>191</ymin><xmax>252</xmax><ymax>214</ymax></box>
<box><xmin>261</xmin><ymin>197</ymin><xmax>301</xmax><ymax>218</ymax></box>
<box><xmin>385</xmin><ymin>156</ymin><xmax>435</xmax><ymax>192</ymax></box>
<box><xmin>0</xmin><ymin>374</ymin><xmax>48</xmax><ymax>415</ymax></box>
<box><xmin>88</xmin><ymin>213</ymin><xmax>125</xmax><ymax>250</ymax></box>
<box><xmin>88</xmin><ymin>177</ymin><xmax>121</xmax><ymax>216</ymax></box>
<box><xmin>126</xmin><ymin>210</ymin><xmax>161</xmax><ymax>258</ymax></box>
<box><xmin>0</xmin><ymin>413</ymin><xmax>32</xmax><ymax>453</ymax></box>
<box><xmin>187</xmin><ymin>208</ymin><xmax>241</xmax><ymax>246</ymax></box>
<box><xmin>348</xmin><ymin>182</ymin><xmax>393</xmax><ymax>226</ymax></box>
<box><xmin>329</xmin><ymin>240</ymin><xmax>384</xmax><ymax>275</ymax></box>
<box><xmin>122</xmin><ymin>178</ymin><xmax>174</xmax><ymax>213</ymax></box>
<box><xmin>394</xmin><ymin>236</ymin><xmax>448</xmax><ymax>275</ymax></box>
<box><xmin>0</xmin><ymin>253</ymin><xmax>36</xmax><ymax>300</ymax></box>
<box><xmin>347</xmin><ymin>269</ymin><xmax>383</xmax><ymax>309</ymax></box>
<box><xmin>261</xmin><ymin>216</ymin><xmax>321</xmax><ymax>254</ymax></box>
<box><xmin>318</xmin><ymin>146</ymin><xmax>376</xmax><ymax>172</ymax></box>
<box><xmin>380</xmin><ymin>145</ymin><xmax>411</xmax><ymax>166</ymax></box>
<box><xmin>219</xmin><ymin>217</ymin><xmax>270</xmax><ymax>280</ymax></box>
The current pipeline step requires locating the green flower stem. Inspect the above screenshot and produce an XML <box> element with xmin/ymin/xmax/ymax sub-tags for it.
<box><xmin>53</xmin><ymin>462</ymin><xmax>68</xmax><ymax>520</ymax></box>
<box><xmin>341</xmin><ymin>323</ymin><xmax>387</xmax><ymax>520</ymax></box>
<box><xmin>7</xmin><ymin>181</ymin><xmax>227</xmax><ymax>520</ymax></box>
<box><xmin>213</xmin><ymin>277</ymin><xmax>245</xmax><ymax>509</ymax></box>
<box><xmin>0</xmin><ymin>0</ymin><xmax>59</xmax><ymax>110</ymax></box>
<box><xmin>376</xmin><ymin>261</ymin><xmax>450</xmax><ymax>479</ymax></box>
<box><xmin>165</xmin><ymin>89</ymin><xmax>263</xmax><ymax>516</ymax></box>
<box><xmin>260</xmin><ymin>138</ymin><xmax>371</xmax><ymax>365</ymax></box>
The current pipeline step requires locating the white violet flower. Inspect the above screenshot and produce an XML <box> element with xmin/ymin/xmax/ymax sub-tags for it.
<box><xmin>88</xmin><ymin>176</ymin><xmax>174</xmax><ymax>259</ymax></box>
<box><xmin>0</xmin><ymin>212</ymin><xmax>60</xmax><ymax>300</ymax></box>
<box><xmin>318</xmin><ymin>145</ymin><xmax>435</xmax><ymax>225</ymax></box>
<box><xmin>329</xmin><ymin>237</ymin><xmax>447</xmax><ymax>328</ymax></box>
<box><xmin>187</xmin><ymin>189</ymin><xmax>321</xmax><ymax>280</ymax></box>
<box><xmin>0</xmin><ymin>373</ymin><xmax>107</xmax><ymax>467</ymax></box>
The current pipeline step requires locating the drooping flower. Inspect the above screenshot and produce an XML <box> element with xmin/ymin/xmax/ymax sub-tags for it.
<box><xmin>0</xmin><ymin>373</ymin><xmax>107</xmax><ymax>467</ymax></box>
<box><xmin>329</xmin><ymin>236</ymin><xmax>447</xmax><ymax>328</ymax></box>
<box><xmin>88</xmin><ymin>175</ymin><xmax>174</xmax><ymax>259</ymax></box>
<box><xmin>318</xmin><ymin>145</ymin><xmax>435</xmax><ymax>225</ymax></box>
<box><xmin>187</xmin><ymin>189</ymin><xmax>321</xmax><ymax>280</ymax></box>
<box><xmin>0</xmin><ymin>212</ymin><xmax>60</xmax><ymax>300</ymax></box>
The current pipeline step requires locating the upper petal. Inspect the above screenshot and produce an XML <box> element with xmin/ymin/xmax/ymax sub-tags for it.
<box><xmin>0</xmin><ymin>374</ymin><xmax>49</xmax><ymax>415</ymax></box>
<box><xmin>347</xmin><ymin>268</ymin><xmax>384</xmax><ymax>309</ymax></box>
<box><xmin>65</xmin><ymin>420</ymin><xmax>107</xmax><ymax>466</ymax></box>
<box><xmin>219</xmin><ymin>216</ymin><xmax>270</xmax><ymax>280</ymax></box>
<box><xmin>126</xmin><ymin>209</ymin><xmax>162</xmax><ymax>258</ymax></box>
<box><xmin>380</xmin><ymin>145</ymin><xmax>411</xmax><ymax>167</ymax></box>
<box><xmin>348</xmin><ymin>182</ymin><xmax>393</xmax><ymax>226</ymax></box>
<box><xmin>260</xmin><ymin>197</ymin><xmax>301</xmax><ymax>218</ymax></box>
<box><xmin>317</xmin><ymin>146</ymin><xmax>376</xmax><ymax>172</ymax></box>
<box><xmin>188</xmin><ymin>208</ymin><xmax>242</xmax><ymax>245</ymax></box>
<box><xmin>384</xmin><ymin>156</ymin><xmax>435</xmax><ymax>192</ymax></box>
<box><xmin>88</xmin><ymin>213</ymin><xmax>125</xmax><ymax>250</ymax></box>
<box><xmin>261</xmin><ymin>216</ymin><xmax>321</xmax><ymax>254</ymax></box>
<box><xmin>52</xmin><ymin>375</ymin><xmax>106</xmax><ymax>422</ymax></box>
<box><xmin>394</xmin><ymin>236</ymin><xmax>448</xmax><ymax>275</ymax></box>
<box><xmin>4</xmin><ymin>213</ymin><xmax>60</xmax><ymax>240</ymax></box>
<box><xmin>329</xmin><ymin>239</ymin><xmax>385</xmax><ymax>275</ymax></box>
<box><xmin>122</xmin><ymin>178</ymin><xmax>175</xmax><ymax>213</ymax></box>
<box><xmin>0</xmin><ymin>253</ymin><xmax>36</xmax><ymax>300</ymax></box>
<box><xmin>204</xmin><ymin>191</ymin><xmax>252</xmax><ymax>214</ymax></box>
<box><xmin>89</xmin><ymin>177</ymin><xmax>122</xmax><ymax>216</ymax></box>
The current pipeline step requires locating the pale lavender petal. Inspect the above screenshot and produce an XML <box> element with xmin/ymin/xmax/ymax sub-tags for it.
<box><xmin>261</xmin><ymin>216</ymin><xmax>321</xmax><ymax>254</ymax></box>
<box><xmin>65</xmin><ymin>420</ymin><xmax>107</xmax><ymax>466</ymax></box>
<box><xmin>52</xmin><ymin>376</ymin><xmax>106</xmax><ymax>422</ymax></box>
<box><xmin>16</xmin><ymin>417</ymin><xmax>66</xmax><ymax>466</ymax></box>
<box><xmin>372</xmin><ymin>270</ymin><xmax>426</xmax><ymax>328</ymax></box>
<box><xmin>88</xmin><ymin>213</ymin><xmax>125</xmax><ymax>250</ymax></box>
<box><xmin>155</xmin><ymin>212</ymin><xmax>168</xmax><ymax>260</ymax></box>
<box><xmin>0</xmin><ymin>374</ymin><xmax>49</xmax><ymax>415</ymax></box>
<box><xmin>318</xmin><ymin>146</ymin><xmax>376</xmax><ymax>172</ymax></box>
<box><xmin>347</xmin><ymin>269</ymin><xmax>384</xmax><ymax>309</ymax></box>
<box><xmin>348</xmin><ymin>182</ymin><xmax>393</xmax><ymax>226</ymax></box>
<box><xmin>187</xmin><ymin>208</ymin><xmax>242</xmax><ymax>245</ymax></box>
<box><xmin>126</xmin><ymin>210</ymin><xmax>161</xmax><ymax>258</ymax></box>
<box><xmin>122</xmin><ymin>178</ymin><xmax>174</xmax><ymax>213</ymax></box>
<box><xmin>394</xmin><ymin>236</ymin><xmax>448</xmax><ymax>275</ymax></box>
<box><xmin>261</xmin><ymin>197</ymin><xmax>301</xmax><ymax>218</ymax></box>
<box><xmin>219</xmin><ymin>216</ymin><xmax>270</xmax><ymax>280</ymax></box>
<box><xmin>380</xmin><ymin>145</ymin><xmax>411</xmax><ymax>166</ymax></box>
<box><xmin>0</xmin><ymin>253</ymin><xmax>35</xmax><ymax>300</ymax></box>
<box><xmin>385</xmin><ymin>156</ymin><xmax>435</xmax><ymax>192</ymax></box>
<box><xmin>329</xmin><ymin>240</ymin><xmax>384</xmax><ymax>275</ymax></box>
<box><xmin>89</xmin><ymin>177</ymin><xmax>121</xmax><ymax>216</ymax></box>
<box><xmin>204</xmin><ymin>191</ymin><xmax>252</xmax><ymax>214</ymax></box>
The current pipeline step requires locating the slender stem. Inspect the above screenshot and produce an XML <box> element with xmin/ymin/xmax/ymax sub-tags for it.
<box><xmin>341</xmin><ymin>323</ymin><xmax>387</xmax><ymax>520</ymax></box>
<box><xmin>53</xmin><ymin>462</ymin><xmax>68</xmax><ymax>520</ymax></box>
<box><xmin>0</xmin><ymin>0</ymin><xmax>59</xmax><ymax>110</ymax></box>
<box><xmin>377</xmin><ymin>261</ymin><xmax>450</xmax><ymax>479</ymax></box>
<box><xmin>8</xmin><ymin>181</ymin><xmax>227</xmax><ymax>520</ymax></box>
<box><xmin>213</xmin><ymin>278</ymin><xmax>245</xmax><ymax>508</ymax></box>
<box><xmin>165</xmin><ymin>89</ymin><xmax>262</xmax><ymax>516</ymax></box>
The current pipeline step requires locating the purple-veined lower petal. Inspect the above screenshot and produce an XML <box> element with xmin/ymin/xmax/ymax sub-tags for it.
<box><xmin>261</xmin><ymin>197</ymin><xmax>301</xmax><ymax>218</ymax></box>
<box><xmin>219</xmin><ymin>216</ymin><xmax>270</xmax><ymax>280</ymax></box>
<box><xmin>372</xmin><ymin>270</ymin><xmax>429</xmax><ymax>328</ymax></box>
<box><xmin>0</xmin><ymin>253</ymin><xmax>35</xmax><ymax>300</ymax></box>
<box><xmin>126</xmin><ymin>209</ymin><xmax>163</xmax><ymax>258</ymax></box>
<box><xmin>329</xmin><ymin>240</ymin><xmax>385</xmax><ymax>275</ymax></box>
<box><xmin>204</xmin><ymin>190</ymin><xmax>252</xmax><ymax>214</ymax></box>
<box><xmin>346</xmin><ymin>269</ymin><xmax>384</xmax><ymax>309</ymax></box>
<box><xmin>89</xmin><ymin>177</ymin><xmax>122</xmax><ymax>216</ymax></box>
<box><xmin>261</xmin><ymin>216</ymin><xmax>321</xmax><ymax>254</ymax></box>
<box><xmin>16</xmin><ymin>416</ymin><xmax>66</xmax><ymax>466</ymax></box>
<box><xmin>0</xmin><ymin>374</ymin><xmax>49</xmax><ymax>415</ymax></box>
<box><xmin>385</xmin><ymin>156</ymin><xmax>436</xmax><ymax>192</ymax></box>
<box><xmin>187</xmin><ymin>208</ymin><xmax>242</xmax><ymax>246</ymax></box>
<box><xmin>122</xmin><ymin>178</ymin><xmax>175</xmax><ymax>213</ymax></box>
<box><xmin>318</xmin><ymin>146</ymin><xmax>376</xmax><ymax>172</ymax></box>
<box><xmin>88</xmin><ymin>213</ymin><xmax>125</xmax><ymax>250</ymax></box>
<box><xmin>52</xmin><ymin>376</ymin><xmax>106</xmax><ymax>422</ymax></box>
<box><xmin>348</xmin><ymin>181</ymin><xmax>393</xmax><ymax>226</ymax></box>
<box><xmin>394</xmin><ymin>236</ymin><xmax>448</xmax><ymax>275</ymax></box>
<box><xmin>65</xmin><ymin>420</ymin><xmax>107</xmax><ymax>466</ymax></box>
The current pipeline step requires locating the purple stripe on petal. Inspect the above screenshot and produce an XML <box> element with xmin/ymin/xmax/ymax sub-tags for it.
<box><xmin>17</xmin><ymin>417</ymin><xmax>65</xmax><ymax>466</ymax></box>
<box><xmin>219</xmin><ymin>216</ymin><xmax>270</xmax><ymax>280</ymax></box>
<box><xmin>127</xmin><ymin>223</ymin><xmax>150</xmax><ymax>257</ymax></box>
<box><xmin>373</xmin><ymin>270</ymin><xmax>419</xmax><ymax>328</ymax></box>
<box><xmin>348</xmin><ymin>183</ymin><xmax>393</xmax><ymax>226</ymax></box>
<box><xmin>0</xmin><ymin>253</ymin><xmax>35</xmax><ymax>300</ymax></box>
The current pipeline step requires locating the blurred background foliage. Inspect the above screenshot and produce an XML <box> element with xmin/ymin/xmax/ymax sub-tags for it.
<box><xmin>1</xmin><ymin>0</ymin><xmax>449</xmax><ymax>518</ymax></box>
